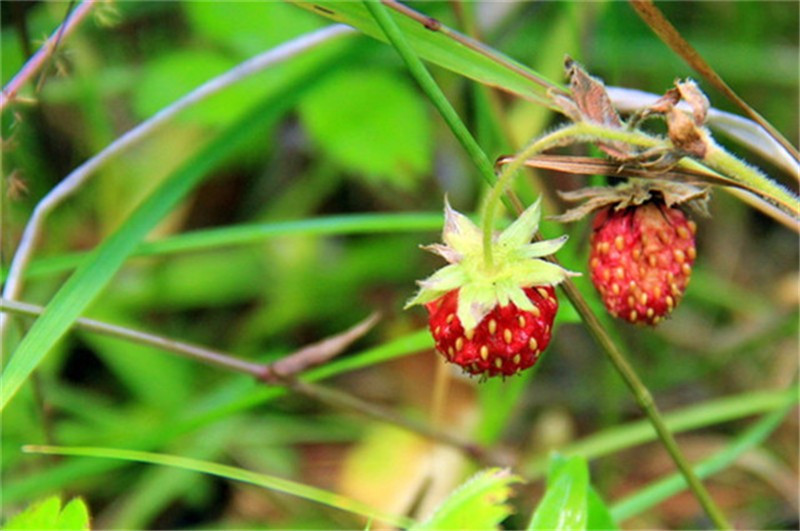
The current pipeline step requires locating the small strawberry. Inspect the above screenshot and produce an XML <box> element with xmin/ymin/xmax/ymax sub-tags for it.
<box><xmin>589</xmin><ymin>200</ymin><xmax>697</xmax><ymax>325</ymax></box>
<box><xmin>406</xmin><ymin>198</ymin><xmax>577</xmax><ymax>377</ymax></box>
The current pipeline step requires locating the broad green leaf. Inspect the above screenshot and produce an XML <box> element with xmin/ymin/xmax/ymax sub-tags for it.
<box><xmin>413</xmin><ymin>468</ymin><xmax>521</xmax><ymax>530</ymax></box>
<box><xmin>185</xmin><ymin>1</ymin><xmax>323</xmax><ymax>57</ymax></box>
<box><xmin>23</xmin><ymin>446</ymin><xmax>415</xmax><ymax>529</ymax></box>
<box><xmin>4</xmin><ymin>496</ymin><xmax>90</xmax><ymax>530</ymax></box>
<box><xmin>0</xmin><ymin>72</ymin><xmax>315</xmax><ymax>412</ymax></box>
<box><xmin>291</xmin><ymin>1</ymin><xmax>557</xmax><ymax>106</ymax></box>
<box><xmin>300</xmin><ymin>69</ymin><xmax>431</xmax><ymax>188</ymax></box>
<box><xmin>528</xmin><ymin>455</ymin><xmax>588</xmax><ymax>531</ymax></box>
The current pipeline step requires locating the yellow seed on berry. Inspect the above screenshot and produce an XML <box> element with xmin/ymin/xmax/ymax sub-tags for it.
<box><xmin>630</xmin><ymin>310</ymin><xmax>638</xmax><ymax>321</ymax></box>
<box><xmin>455</xmin><ymin>337</ymin><xmax>464</xmax><ymax>351</ymax></box>
<box><xmin>513</xmin><ymin>354</ymin><xmax>521</xmax><ymax>365</ymax></box>
<box><xmin>495</xmin><ymin>358</ymin><xmax>503</xmax><ymax>369</ymax></box>
<box><xmin>614</xmin><ymin>235</ymin><xmax>624</xmax><ymax>251</ymax></box>
<box><xmin>480</xmin><ymin>345</ymin><xmax>489</xmax><ymax>360</ymax></box>
<box><xmin>465</xmin><ymin>328</ymin><xmax>474</xmax><ymax>341</ymax></box>
<box><xmin>687</xmin><ymin>247</ymin><xmax>696</xmax><ymax>260</ymax></box>
<box><xmin>674</xmin><ymin>249</ymin><xmax>685</xmax><ymax>264</ymax></box>
<box><xmin>529</xmin><ymin>337</ymin><xmax>538</xmax><ymax>351</ymax></box>
<box><xmin>640</xmin><ymin>293</ymin><xmax>648</xmax><ymax>305</ymax></box>
<box><xmin>518</xmin><ymin>316</ymin><xmax>526</xmax><ymax>328</ymax></box>
<box><xmin>503</xmin><ymin>329</ymin><xmax>512</xmax><ymax>344</ymax></box>
<box><xmin>537</xmin><ymin>287</ymin><xmax>549</xmax><ymax>298</ymax></box>
<box><xmin>612</xmin><ymin>283</ymin><xmax>620</xmax><ymax>295</ymax></box>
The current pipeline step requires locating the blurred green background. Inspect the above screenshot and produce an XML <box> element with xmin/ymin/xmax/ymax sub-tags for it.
<box><xmin>2</xmin><ymin>1</ymin><xmax>797</xmax><ymax>529</ymax></box>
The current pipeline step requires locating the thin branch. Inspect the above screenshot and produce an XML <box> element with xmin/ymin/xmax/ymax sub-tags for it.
<box><xmin>1</xmin><ymin>0</ymin><xmax>96</xmax><ymax>111</ymax></box>
<box><xmin>0</xmin><ymin>298</ymin><xmax>489</xmax><ymax>462</ymax></box>
<box><xmin>0</xmin><ymin>24</ymin><xmax>356</xmax><ymax>337</ymax></box>
<box><xmin>629</xmin><ymin>0</ymin><xmax>799</xmax><ymax>164</ymax></box>
<box><xmin>497</xmin><ymin>154</ymin><xmax>800</xmax><ymax>233</ymax></box>
<box><xmin>607</xmin><ymin>87</ymin><xmax>799</xmax><ymax>180</ymax></box>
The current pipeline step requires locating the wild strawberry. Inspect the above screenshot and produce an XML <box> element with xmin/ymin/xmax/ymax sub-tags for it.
<box><xmin>589</xmin><ymin>201</ymin><xmax>697</xmax><ymax>325</ymax></box>
<box><xmin>406</xmin><ymin>198</ymin><xmax>577</xmax><ymax>377</ymax></box>
<box><xmin>425</xmin><ymin>286</ymin><xmax>557</xmax><ymax>377</ymax></box>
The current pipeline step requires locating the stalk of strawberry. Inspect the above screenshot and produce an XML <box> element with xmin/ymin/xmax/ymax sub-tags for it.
<box><xmin>406</xmin><ymin>198</ymin><xmax>576</xmax><ymax>378</ymax></box>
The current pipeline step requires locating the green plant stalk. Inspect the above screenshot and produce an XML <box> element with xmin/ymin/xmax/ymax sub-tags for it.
<box><xmin>23</xmin><ymin>445</ymin><xmax>417</xmax><ymax>528</ymax></box>
<box><xmin>701</xmin><ymin>142</ymin><xmax>800</xmax><ymax>216</ymax></box>
<box><xmin>362</xmin><ymin>0</ymin><xmax>519</xmax><ymax>221</ymax></box>
<box><xmin>555</xmin><ymin>273</ymin><xmax>731</xmax><ymax>529</ymax></box>
<box><xmin>611</xmin><ymin>388</ymin><xmax>797</xmax><ymax>521</ymax></box>
<box><xmin>366</xmin><ymin>3</ymin><xmax>731</xmax><ymax>526</ymax></box>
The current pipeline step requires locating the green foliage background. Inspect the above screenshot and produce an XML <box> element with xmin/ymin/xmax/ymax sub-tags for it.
<box><xmin>2</xmin><ymin>1</ymin><xmax>797</xmax><ymax>529</ymax></box>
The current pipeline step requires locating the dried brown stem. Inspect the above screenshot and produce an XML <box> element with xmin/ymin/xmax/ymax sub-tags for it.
<box><xmin>0</xmin><ymin>298</ymin><xmax>490</xmax><ymax>462</ymax></box>
<box><xmin>1</xmin><ymin>0</ymin><xmax>96</xmax><ymax>111</ymax></box>
<box><xmin>629</xmin><ymin>0</ymin><xmax>799</xmax><ymax>163</ymax></box>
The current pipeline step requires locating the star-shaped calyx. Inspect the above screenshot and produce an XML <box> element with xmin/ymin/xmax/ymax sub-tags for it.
<box><xmin>406</xmin><ymin>198</ymin><xmax>578</xmax><ymax>331</ymax></box>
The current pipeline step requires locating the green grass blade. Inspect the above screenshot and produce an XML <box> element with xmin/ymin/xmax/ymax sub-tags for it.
<box><xmin>1</xmin><ymin>213</ymin><xmax>443</xmax><ymax>282</ymax></box>
<box><xmin>22</xmin><ymin>445</ymin><xmax>415</xmax><ymax>528</ymax></box>
<box><xmin>291</xmin><ymin>1</ymin><xmax>558</xmax><ymax>106</ymax></box>
<box><xmin>0</xmin><ymin>83</ymin><xmax>304</xmax><ymax>412</ymax></box>
<box><xmin>611</xmin><ymin>389</ymin><xmax>797</xmax><ymax>521</ymax></box>
<box><xmin>523</xmin><ymin>386</ymin><xmax>798</xmax><ymax>479</ymax></box>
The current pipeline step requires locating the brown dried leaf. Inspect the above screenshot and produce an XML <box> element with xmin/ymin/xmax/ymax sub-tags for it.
<box><xmin>266</xmin><ymin>312</ymin><xmax>380</xmax><ymax>380</ymax></box>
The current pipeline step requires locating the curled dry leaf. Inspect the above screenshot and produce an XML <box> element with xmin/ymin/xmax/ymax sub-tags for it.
<box><xmin>261</xmin><ymin>312</ymin><xmax>381</xmax><ymax>382</ymax></box>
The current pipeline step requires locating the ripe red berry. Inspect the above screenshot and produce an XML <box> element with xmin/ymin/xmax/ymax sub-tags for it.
<box><xmin>426</xmin><ymin>286</ymin><xmax>558</xmax><ymax>377</ymax></box>
<box><xmin>406</xmin><ymin>198</ymin><xmax>576</xmax><ymax>378</ymax></box>
<box><xmin>589</xmin><ymin>201</ymin><xmax>697</xmax><ymax>325</ymax></box>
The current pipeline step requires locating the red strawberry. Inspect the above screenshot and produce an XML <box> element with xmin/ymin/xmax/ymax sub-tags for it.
<box><xmin>589</xmin><ymin>201</ymin><xmax>697</xmax><ymax>325</ymax></box>
<box><xmin>406</xmin><ymin>198</ymin><xmax>576</xmax><ymax>378</ymax></box>
<box><xmin>425</xmin><ymin>286</ymin><xmax>558</xmax><ymax>377</ymax></box>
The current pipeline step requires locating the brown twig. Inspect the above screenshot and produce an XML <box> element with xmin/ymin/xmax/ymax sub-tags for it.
<box><xmin>0</xmin><ymin>298</ymin><xmax>491</xmax><ymax>462</ymax></box>
<box><xmin>1</xmin><ymin>0</ymin><xmax>96</xmax><ymax>112</ymax></box>
<box><xmin>629</xmin><ymin>0</ymin><xmax>799</xmax><ymax>163</ymax></box>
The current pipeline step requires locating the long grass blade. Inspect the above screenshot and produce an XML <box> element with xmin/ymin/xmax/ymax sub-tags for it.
<box><xmin>0</xmin><ymin>81</ymin><xmax>307</xmax><ymax>411</ymax></box>
<box><xmin>22</xmin><ymin>446</ymin><xmax>416</xmax><ymax>528</ymax></box>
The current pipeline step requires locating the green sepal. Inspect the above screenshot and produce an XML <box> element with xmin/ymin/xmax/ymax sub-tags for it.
<box><xmin>407</xmin><ymin>198</ymin><xmax>579</xmax><ymax>330</ymax></box>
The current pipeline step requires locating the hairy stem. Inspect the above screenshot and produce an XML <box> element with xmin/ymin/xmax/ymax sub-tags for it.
<box><xmin>1</xmin><ymin>0</ymin><xmax>97</xmax><ymax>110</ymax></box>
<box><xmin>363</xmin><ymin>4</ymin><xmax>733</xmax><ymax>524</ymax></box>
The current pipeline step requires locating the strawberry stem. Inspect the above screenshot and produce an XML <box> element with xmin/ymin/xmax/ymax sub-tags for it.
<box><xmin>481</xmin><ymin>122</ymin><xmax>590</xmax><ymax>268</ymax></box>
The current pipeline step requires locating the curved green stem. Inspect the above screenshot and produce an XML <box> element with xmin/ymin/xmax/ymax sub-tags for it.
<box><xmin>479</xmin><ymin>122</ymin><xmax>664</xmax><ymax>267</ymax></box>
<box><xmin>365</xmin><ymin>3</ymin><xmax>732</xmax><ymax>526</ymax></box>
